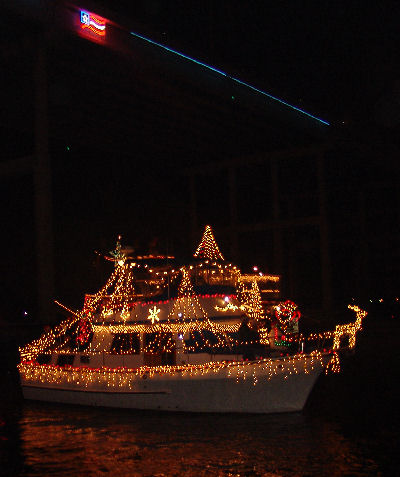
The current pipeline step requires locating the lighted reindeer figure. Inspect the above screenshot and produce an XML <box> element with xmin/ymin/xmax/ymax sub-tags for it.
<box><xmin>333</xmin><ymin>305</ymin><xmax>367</xmax><ymax>350</ymax></box>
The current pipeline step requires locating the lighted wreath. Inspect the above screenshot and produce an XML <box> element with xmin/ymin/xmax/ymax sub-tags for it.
<box><xmin>275</xmin><ymin>300</ymin><xmax>301</xmax><ymax>326</ymax></box>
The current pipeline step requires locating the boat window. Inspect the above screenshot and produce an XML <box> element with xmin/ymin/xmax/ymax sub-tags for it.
<box><xmin>184</xmin><ymin>330</ymin><xmax>221</xmax><ymax>353</ymax></box>
<box><xmin>36</xmin><ymin>354</ymin><xmax>52</xmax><ymax>365</ymax></box>
<box><xmin>110</xmin><ymin>333</ymin><xmax>140</xmax><ymax>354</ymax></box>
<box><xmin>184</xmin><ymin>331</ymin><xmax>253</xmax><ymax>354</ymax></box>
<box><xmin>64</xmin><ymin>321</ymin><xmax>94</xmax><ymax>352</ymax></box>
<box><xmin>217</xmin><ymin>332</ymin><xmax>244</xmax><ymax>354</ymax></box>
<box><xmin>56</xmin><ymin>355</ymin><xmax>75</xmax><ymax>366</ymax></box>
<box><xmin>144</xmin><ymin>332</ymin><xmax>175</xmax><ymax>354</ymax></box>
<box><xmin>80</xmin><ymin>355</ymin><xmax>90</xmax><ymax>364</ymax></box>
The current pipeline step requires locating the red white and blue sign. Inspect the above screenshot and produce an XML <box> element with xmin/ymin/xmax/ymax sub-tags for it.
<box><xmin>79</xmin><ymin>10</ymin><xmax>106</xmax><ymax>38</ymax></box>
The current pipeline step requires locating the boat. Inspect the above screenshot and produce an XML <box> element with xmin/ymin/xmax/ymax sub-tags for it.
<box><xmin>18</xmin><ymin>225</ymin><xmax>366</xmax><ymax>413</ymax></box>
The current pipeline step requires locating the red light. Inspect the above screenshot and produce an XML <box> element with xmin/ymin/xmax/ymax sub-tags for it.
<box><xmin>77</xmin><ymin>10</ymin><xmax>107</xmax><ymax>44</ymax></box>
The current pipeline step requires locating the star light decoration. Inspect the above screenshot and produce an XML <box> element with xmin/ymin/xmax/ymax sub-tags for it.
<box><xmin>147</xmin><ymin>306</ymin><xmax>161</xmax><ymax>324</ymax></box>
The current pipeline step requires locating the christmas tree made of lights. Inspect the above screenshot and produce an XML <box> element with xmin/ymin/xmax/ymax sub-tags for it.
<box><xmin>193</xmin><ymin>225</ymin><xmax>224</xmax><ymax>261</ymax></box>
<box><xmin>168</xmin><ymin>267</ymin><xmax>208</xmax><ymax>321</ymax></box>
<box><xmin>168</xmin><ymin>267</ymin><xmax>226</xmax><ymax>351</ymax></box>
<box><xmin>247</xmin><ymin>281</ymin><xmax>265</xmax><ymax>321</ymax></box>
<box><xmin>236</xmin><ymin>278</ymin><xmax>264</xmax><ymax>321</ymax></box>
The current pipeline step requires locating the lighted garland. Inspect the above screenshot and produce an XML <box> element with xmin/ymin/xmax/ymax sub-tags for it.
<box><xmin>95</xmin><ymin>322</ymin><xmax>241</xmax><ymax>335</ymax></box>
<box><xmin>21</xmin><ymin>301</ymin><xmax>367</xmax><ymax>364</ymax></box>
<box><xmin>18</xmin><ymin>350</ymin><xmax>331</xmax><ymax>388</ymax></box>
<box><xmin>240</xmin><ymin>274</ymin><xmax>280</xmax><ymax>283</ymax></box>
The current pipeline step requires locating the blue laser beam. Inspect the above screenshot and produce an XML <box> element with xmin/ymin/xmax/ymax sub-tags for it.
<box><xmin>129</xmin><ymin>31</ymin><xmax>330</xmax><ymax>126</ymax></box>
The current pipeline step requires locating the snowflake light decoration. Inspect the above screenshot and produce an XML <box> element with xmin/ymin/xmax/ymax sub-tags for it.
<box><xmin>148</xmin><ymin>306</ymin><xmax>161</xmax><ymax>324</ymax></box>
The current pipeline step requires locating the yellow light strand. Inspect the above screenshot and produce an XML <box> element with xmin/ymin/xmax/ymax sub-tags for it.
<box><xmin>19</xmin><ymin>350</ymin><xmax>330</xmax><ymax>387</ymax></box>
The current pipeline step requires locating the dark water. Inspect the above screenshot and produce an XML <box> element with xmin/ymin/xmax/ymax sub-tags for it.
<box><xmin>1</xmin><ymin>400</ymin><xmax>392</xmax><ymax>477</ymax></box>
<box><xmin>1</xmin><ymin>376</ymin><xmax>398</xmax><ymax>476</ymax></box>
<box><xmin>1</xmin><ymin>321</ymin><xmax>399</xmax><ymax>477</ymax></box>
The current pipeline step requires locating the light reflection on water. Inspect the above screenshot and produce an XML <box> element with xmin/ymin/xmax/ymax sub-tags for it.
<box><xmin>3</xmin><ymin>401</ymin><xmax>383</xmax><ymax>477</ymax></box>
<box><xmin>3</xmin><ymin>316</ymin><xmax>400</xmax><ymax>475</ymax></box>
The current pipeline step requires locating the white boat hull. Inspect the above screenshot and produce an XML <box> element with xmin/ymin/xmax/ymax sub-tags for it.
<box><xmin>20</xmin><ymin>354</ymin><xmax>326</xmax><ymax>414</ymax></box>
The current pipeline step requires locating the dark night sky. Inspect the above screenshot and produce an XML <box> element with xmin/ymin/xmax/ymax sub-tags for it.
<box><xmin>1</xmin><ymin>1</ymin><xmax>399</xmax><ymax>317</ymax></box>
<box><xmin>98</xmin><ymin>0</ymin><xmax>400</xmax><ymax>128</ymax></box>
<box><xmin>1</xmin><ymin>0</ymin><xmax>399</xmax><ymax>152</ymax></box>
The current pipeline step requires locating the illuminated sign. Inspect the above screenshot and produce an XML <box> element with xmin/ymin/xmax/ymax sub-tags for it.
<box><xmin>80</xmin><ymin>10</ymin><xmax>106</xmax><ymax>37</ymax></box>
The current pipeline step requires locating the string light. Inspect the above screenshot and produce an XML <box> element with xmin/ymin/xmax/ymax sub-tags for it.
<box><xmin>97</xmin><ymin>322</ymin><xmax>241</xmax><ymax>335</ymax></box>
<box><xmin>246</xmin><ymin>281</ymin><xmax>265</xmax><ymax>321</ymax></box>
<box><xmin>215</xmin><ymin>302</ymin><xmax>241</xmax><ymax>312</ymax></box>
<box><xmin>19</xmin><ymin>300</ymin><xmax>366</xmax><ymax>385</ymax></box>
<box><xmin>18</xmin><ymin>350</ymin><xmax>331</xmax><ymax>387</ymax></box>
<box><xmin>258</xmin><ymin>328</ymin><xmax>269</xmax><ymax>345</ymax></box>
<box><xmin>18</xmin><ymin>228</ymin><xmax>368</xmax><ymax>394</ymax></box>
<box><xmin>240</xmin><ymin>274</ymin><xmax>280</xmax><ymax>283</ymax></box>
<box><xmin>333</xmin><ymin>305</ymin><xmax>366</xmax><ymax>350</ymax></box>
<box><xmin>193</xmin><ymin>225</ymin><xmax>224</xmax><ymax>261</ymax></box>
